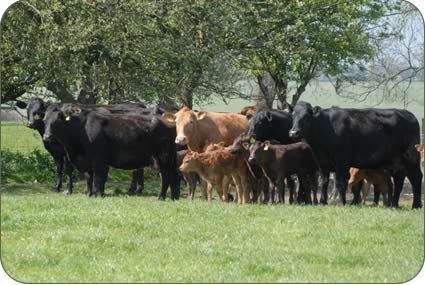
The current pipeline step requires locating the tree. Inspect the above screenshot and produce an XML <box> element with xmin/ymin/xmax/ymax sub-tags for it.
<box><xmin>334</xmin><ymin>2</ymin><xmax>423</xmax><ymax>108</ymax></box>
<box><xmin>220</xmin><ymin>0</ymin><xmax>395</xmax><ymax>107</ymax></box>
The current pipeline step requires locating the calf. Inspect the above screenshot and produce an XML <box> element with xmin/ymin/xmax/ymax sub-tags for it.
<box><xmin>179</xmin><ymin>144</ymin><xmax>251</xmax><ymax>204</ymax></box>
<box><xmin>43</xmin><ymin>103</ymin><xmax>179</xmax><ymax>199</ymax></box>
<box><xmin>176</xmin><ymin>149</ymin><xmax>200</xmax><ymax>200</ymax></box>
<box><xmin>248</xmin><ymin>140</ymin><xmax>320</xmax><ymax>205</ymax></box>
<box><xmin>348</xmin><ymin>168</ymin><xmax>393</xmax><ymax>206</ymax></box>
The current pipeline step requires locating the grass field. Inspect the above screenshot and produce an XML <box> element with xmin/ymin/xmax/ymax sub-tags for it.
<box><xmin>0</xmin><ymin>122</ymin><xmax>45</xmax><ymax>154</ymax></box>
<box><xmin>1</xmin><ymin>183</ymin><xmax>424</xmax><ymax>283</ymax></box>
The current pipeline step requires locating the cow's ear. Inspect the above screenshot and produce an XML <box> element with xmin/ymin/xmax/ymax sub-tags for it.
<box><xmin>263</xmin><ymin>140</ymin><xmax>271</xmax><ymax>151</ymax></box>
<box><xmin>312</xmin><ymin>106</ymin><xmax>321</xmax><ymax>116</ymax></box>
<box><xmin>196</xmin><ymin>111</ymin><xmax>207</xmax><ymax>120</ymax></box>
<box><xmin>15</xmin><ymin>100</ymin><xmax>27</xmax><ymax>109</ymax></box>
<box><xmin>246</xmin><ymin>113</ymin><xmax>253</xmax><ymax>120</ymax></box>
<box><xmin>162</xmin><ymin>112</ymin><xmax>176</xmax><ymax>123</ymax></box>
<box><xmin>265</xmin><ymin>112</ymin><xmax>273</xmax><ymax>122</ymax></box>
<box><xmin>192</xmin><ymin>152</ymin><xmax>199</xmax><ymax>159</ymax></box>
<box><xmin>249</xmin><ymin>136</ymin><xmax>256</xmax><ymax>144</ymax></box>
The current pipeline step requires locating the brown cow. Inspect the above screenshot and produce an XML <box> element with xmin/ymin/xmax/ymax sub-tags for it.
<box><xmin>179</xmin><ymin>143</ymin><xmax>251</xmax><ymax>204</ymax></box>
<box><xmin>347</xmin><ymin>168</ymin><xmax>393</xmax><ymax>206</ymax></box>
<box><xmin>239</xmin><ymin>105</ymin><xmax>271</xmax><ymax>119</ymax></box>
<box><xmin>163</xmin><ymin>107</ymin><xmax>248</xmax><ymax>152</ymax></box>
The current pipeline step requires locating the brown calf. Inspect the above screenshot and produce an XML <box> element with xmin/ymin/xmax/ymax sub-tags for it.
<box><xmin>347</xmin><ymin>168</ymin><xmax>393</xmax><ymax>206</ymax></box>
<box><xmin>248</xmin><ymin>140</ymin><xmax>319</xmax><ymax>205</ymax></box>
<box><xmin>179</xmin><ymin>144</ymin><xmax>251</xmax><ymax>204</ymax></box>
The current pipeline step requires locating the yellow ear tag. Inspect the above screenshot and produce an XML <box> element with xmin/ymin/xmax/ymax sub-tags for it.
<box><xmin>250</xmin><ymin>137</ymin><xmax>256</xmax><ymax>144</ymax></box>
<box><xmin>33</xmin><ymin>114</ymin><xmax>41</xmax><ymax>120</ymax></box>
<box><xmin>264</xmin><ymin>144</ymin><xmax>269</xmax><ymax>151</ymax></box>
<box><xmin>65</xmin><ymin>116</ymin><xmax>71</xmax><ymax>121</ymax></box>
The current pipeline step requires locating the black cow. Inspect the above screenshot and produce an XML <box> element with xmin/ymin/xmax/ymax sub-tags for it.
<box><xmin>248</xmin><ymin>140</ymin><xmax>319</xmax><ymax>205</ymax></box>
<box><xmin>246</xmin><ymin>111</ymin><xmax>303</xmax><ymax>203</ymax></box>
<box><xmin>43</xmin><ymin>103</ymin><xmax>180</xmax><ymax>199</ymax></box>
<box><xmin>289</xmin><ymin>101</ymin><xmax>422</xmax><ymax>209</ymax></box>
<box><xmin>15</xmin><ymin>98</ymin><xmax>149</xmax><ymax>195</ymax></box>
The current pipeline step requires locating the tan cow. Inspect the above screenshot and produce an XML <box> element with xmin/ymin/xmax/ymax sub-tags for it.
<box><xmin>239</xmin><ymin>105</ymin><xmax>271</xmax><ymax>119</ymax></box>
<box><xmin>179</xmin><ymin>143</ymin><xmax>251</xmax><ymax>204</ymax></box>
<box><xmin>344</xmin><ymin>168</ymin><xmax>393</xmax><ymax>206</ymax></box>
<box><xmin>163</xmin><ymin>107</ymin><xmax>249</xmax><ymax>152</ymax></box>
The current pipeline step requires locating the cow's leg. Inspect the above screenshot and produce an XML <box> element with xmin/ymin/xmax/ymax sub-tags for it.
<box><xmin>187</xmin><ymin>173</ymin><xmax>197</xmax><ymax>200</ymax></box>
<box><xmin>319</xmin><ymin>171</ymin><xmax>330</xmax><ymax>205</ymax></box>
<box><xmin>374</xmin><ymin>188</ymin><xmax>381</xmax><ymax>205</ymax></box>
<box><xmin>200</xmin><ymin>179</ymin><xmax>208</xmax><ymax>200</ymax></box>
<box><xmin>207</xmin><ymin>182</ymin><xmax>213</xmax><ymax>202</ymax></box>
<box><xmin>277</xmin><ymin>177</ymin><xmax>285</xmax><ymax>204</ymax></box>
<box><xmin>232</xmin><ymin>175</ymin><xmax>243</xmax><ymax>204</ymax></box>
<box><xmin>286</xmin><ymin>176</ymin><xmax>295</xmax><ymax>204</ymax></box>
<box><xmin>53</xmin><ymin>157</ymin><xmax>64</xmax><ymax>192</ymax></box>
<box><xmin>335</xmin><ymin>167</ymin><xmax>349</xmax><ymax>205</ymax></box>
<box><xmin>311</xmin><ymin>174</ymin><xmax>319</xmax><ymax>205</ymax></box>
<box><xmin>64</xmin><ymin>157</ymin><xmax>74</xmax><ymax>194</ymax></box>
<box><xmin>362</xmin><ymin>182</ymin><xmax>371</xmax><ymax>205</ymax></box>
<box><xmin>391</xmin><ymin>172</ymin><xmax>405</xmax><ymax>208</ymax></box>
<box><xmin>170</xmin><ymin>168</ymin><xmax>181</xmax><ymax>200</ymax></box>
<box><xmin>386</xmin><ymin>178</ymin><xmax>394</xmax><ymax>207</ymax></box>
<box><xmin>267</xmin><ymin>178</ymin><xmax>276</xmax><ymax>205</ymax></box>
<box><xmin>128</xmin><ymin>168</ymin><xmax>144</xmax><ymax>195</ymax></box>
<box><xmin>406</xmin><ymin>167</ymin><xmax>423</xmax><ymax>209</ymax></box>
<box><xmin>297</xmin><ymin>175</ymin><xmax>305</xmax><ymax>204</ymax></box>
<box><xmin>85</xmin><ymin>171</ymin><xmax>94</xmax><ymax>197</ymax></box>
<box><xmin>93</xmin><ymin>166</ymin><xmax>109</xmax><ymax>197</ymax></box>
<box><xmin>351</xmin><ymin>181</ymin><xmax>363</xmax><ymax>205</ymax></box>
<box><xmin>299</xmin><ymin>175</ymin><xmax>312</xmax><ymax>205</ymax></box>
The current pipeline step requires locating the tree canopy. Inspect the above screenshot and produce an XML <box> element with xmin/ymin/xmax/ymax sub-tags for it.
<box><xmin>1</xmin><ymin>0</ymin><xmax>407</xmax><ymax>107</ymax></box>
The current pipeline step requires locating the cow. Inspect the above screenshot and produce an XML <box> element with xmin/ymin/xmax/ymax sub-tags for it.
<box><xmin>289</xmin><ymin>101</ymin><xmax>422</xmax><ymax>209</ymax></box>
<box><xmin>15</xmin><ymin>98</ymin><xmax>151</xmax><ymax>195</ymax></box>
<box><xmin>248</xmin><ymin>140</ymin><xmax>320</xmax><ymax>205</ymax></box>
<box><xmin>162</xmin><ymin>107</ymin><xmax>249</xmax><ymax>152</ymax></box>
<box><xmin>176</xmin><ymin>149</ymin><xmax>200</xmax><ymax>200</ymax></box>
<box><xmin>228</xmin><ymin>133</ymin><xmax>269</xmax><ymax>204</ymax></box>
<box><xmin>179</xmin><ymin>143</ymin><xmax>251</xmax><ymax>204</ymax></box>
<box><xmin>42</xmin><ymin>103</ymin><xmax>180</xmax><ymax>199</ymax></box>
<box><xmin>246</xmin><ymin>110</ymin><xmax>301</xmax><ymax>203</ymax></box>
<box><xmin>348</xmin><ymin>168</ymin><xmax>393</xmax><ymax>207</ymax></box>
<box><xmin>239</xmin><ymin>105</ymin><xmax>271</xmax><ymax>119</ymax></box>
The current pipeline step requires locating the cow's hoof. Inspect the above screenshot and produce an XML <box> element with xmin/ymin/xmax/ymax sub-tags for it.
<box><xmin>412</xmin><ymin>203</ymin><xmax>422</xmax><ymax>209</ymax></box>
<box><xmin>53</xmin><ymin>188</ymin><xmax>61</xmax><ymax>193</ymax></box>
<box><xmin>158</xmin><ymin>196</ymin><xmax>166</xmax><ymax>201</ymax></box>
<box><xmin>64</xmin><ymin>191</ymin><xmax>72</xmax><ymax>195</ymax></box>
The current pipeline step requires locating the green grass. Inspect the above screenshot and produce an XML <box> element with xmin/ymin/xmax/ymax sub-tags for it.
<box><xmin>1</xmin><ymin>183</ymin><xmax>423</xmax><ymax>283</ymax></box>
<box><xmin>0</xmin><ymin>122</ymin><xmax>45</xmax><ymax>154</ymax></box>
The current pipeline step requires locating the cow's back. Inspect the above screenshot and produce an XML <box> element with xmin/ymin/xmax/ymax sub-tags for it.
<box><xmin>318</xmin><ymin>108</ymin><xmax>420</xmax><ymax>168</ymax></box>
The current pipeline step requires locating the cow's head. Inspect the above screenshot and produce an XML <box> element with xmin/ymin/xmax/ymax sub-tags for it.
<box><xmin>228</xmin><ymin>134</ymin><xmax>250</xmax><ymax>155</ymax></box>
<box><xmin>162</xmin><ymin>107</ymin><xmax>207</xmax><ymax>145</ymax></box>
<box><xmin>415</xmin><ymin>144</ymin><xmax>424</xmax><ymax>161</ymax></box>
<box><xmin>248</xmin><ymin>139</ymin><xmax>271</xmax><ymax>164</ymax></box>
<box><xmin>289</xmin><ymin>102</ymin><xmax>320</xmax><ymax>140</ymax></box>
<box><xmin>179</xmin><ymin>151</ymin><xmax>201</xmax><ymax>173</ymax></box>
<box><xmin>247</xmin><ymin>111</ymin><xmax>274</xmax><ymax>142</ymax></box>
<box><xmin>43</xmin><ymin>103</ymin><xmax>82</xmax><ymax>142</ymax></box>
<box><xmin>15</xmin><ymin>98</ymin><xmax>47</xmax><ymax>129</ymax></box>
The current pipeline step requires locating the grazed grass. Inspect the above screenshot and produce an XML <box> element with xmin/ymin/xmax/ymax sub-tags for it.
<box><xmin>1</xmin><ymin>184</ymin><xmax>423</xmax><ymax>283</ymax></box>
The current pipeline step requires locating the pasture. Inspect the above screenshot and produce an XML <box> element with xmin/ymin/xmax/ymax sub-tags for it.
<box><xmin>1</xmin><ymin>81</ymin><xmax>424</xmax><ymax>283</ymax></box>
<box><xmin>1</xmin><ymin>184</ymin><xmax>424</xmax><ymax>283</ymax></box>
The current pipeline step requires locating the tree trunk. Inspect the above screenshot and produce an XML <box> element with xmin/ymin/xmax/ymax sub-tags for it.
<box><xmin>47</xmin><ymin>81</ymin><xmax>76</xmax><ymax>103</ymax></box>
<box><xmin>274</xmin><ymin>78</ymin><xmax>288</xmax><ymax>109</ymax></box>
<box><xmin>77</xmin><ymin>79</ymin><xmax>97</xmax><ymax>104</ymax></box>
<box><xmin>256</xmin><ymin>75</ymin><xmax>275</xmax><ymax>108</ymax></box>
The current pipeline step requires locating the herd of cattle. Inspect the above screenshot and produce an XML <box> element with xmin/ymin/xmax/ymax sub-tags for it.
<box><xmin>15</xmin><ymin>98</ymin><xmax>424</xmax><ymax>209</ymax></box>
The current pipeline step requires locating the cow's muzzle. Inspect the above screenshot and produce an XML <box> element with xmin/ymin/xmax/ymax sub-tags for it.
<box><xmin>175</xmin><ymin>135</ymin><xmax>188</xmax><ymax>145</ymax></box>
<box><xmin>289</xmin><ymin>130</ymin><xmax>301</xmax><ymax>139</ymax></box>
<box><xmin>43</xmin><ymin>134</ymin><xmax>54</xmax><ymax>142</ymax></box>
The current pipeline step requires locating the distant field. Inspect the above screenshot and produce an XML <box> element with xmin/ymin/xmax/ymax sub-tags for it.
<box><xmin>0</xmin><ymin>122</ymin><xmax>45</xmax><ymax>154</ymax></box>
<box><xmin>195</xmin><ymin>81</ymin><xmax>424</xmax><ymax>126</ymax></box>
<box><xmin>1</xmin><ymin>184</ymin><xmax>423</xmax><ymax>283</ymax></box>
